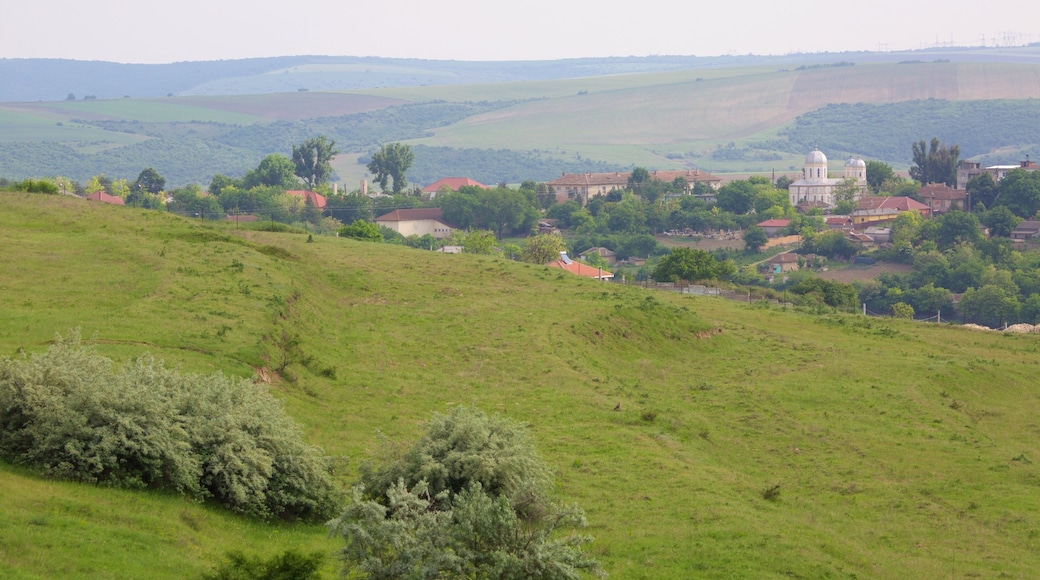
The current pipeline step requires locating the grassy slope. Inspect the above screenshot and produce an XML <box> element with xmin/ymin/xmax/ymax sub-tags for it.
<box><xmin>3</xmin><ymin>192</ymin><xmax>1040</xmax><ymax>577</ymax></box>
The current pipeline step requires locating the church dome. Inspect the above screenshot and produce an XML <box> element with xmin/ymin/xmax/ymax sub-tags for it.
<box><xmin>846</xmin><ymin>157</ymin><xmax>866</xmax><ymax>168</ymax></box>
<box><xmin>806</xmin><ymin>149</ymin><xmax>827</xmax><ymax>165</ymax></box>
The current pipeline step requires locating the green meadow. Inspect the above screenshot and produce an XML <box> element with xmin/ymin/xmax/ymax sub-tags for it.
<box><xmin>3</xmin><ymin>191</ymin><xmax>1040</xmax><ymax>577</ymax></box>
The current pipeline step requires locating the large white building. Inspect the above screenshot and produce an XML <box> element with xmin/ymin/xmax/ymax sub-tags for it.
<box><xmin>788</xmin><ymin>149</ymin><xmax>867</xmax><ymax>207</ymax></box>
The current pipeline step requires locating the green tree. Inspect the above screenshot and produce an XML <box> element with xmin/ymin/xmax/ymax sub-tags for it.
<box><xmin>966</xmin><ymin>172</ymin><xmax>998</xmax><ymax>211</ymax></box>
<box><xmin>979</xmin><ymin>206</ymin><xmax>1020</xmax><ymax>238</ymax></box>
<box><xmin>715</xmin><ymin>180</ymin><xmax>756</xmax><ymax>214</ymax></box>
<box><xmin>133</xmin><ymin>167</ymin><xmax>166</xmax><ymax>194</ymax></box>
<box><xmin>960</xmin><ymin>284</ymin><xmax>1019</xmax><ymax>328</ymax></box>
<box><xmin>243</xmin><ymin>154</ymin><xmax>299</xmax><ymax>190</ymax></box>
<box><xmin>521</xmin><ymin>233</ymin><xmax>568</xmax><ymax>264</ymax></box>
<box><xmin>743</xmin><ymin>225</ymin><xmax>768</xmax><ymax>253</ymax></box>
<box><xmin>367</xmin><ymin>143</ymin><xmax>414</xmax><ymax>194</ymax></box>
<box><xmin>910</xmin><ymin>138</ymin><xmax>959</xmax><ymax>187</ymax></box>
<box><xmin>891</xmin><ymin>302</ymin><xmax>914</xmax><ymax>319</ymax></box>
<box><xmin>292</xmin><ymin>135</ymin><xmax>339</xmax><ymax>189</ymax></box>
<box><xmin>833</xmin><ymin>177</ymin><xmax>860</xmax><ymax>205</ymax></box>
<box><xmin>653</xmin><ymin>247</ymin><xmax>727</xmax><ymax>282</ymax></box>
<box><xmin>934</xmin><ymin>211</ymin><xmax>981</xmax><ymax>249</ymax></box>
<box><xmin>330</xmin><ymin>407</ymin><xmax>602</xmax><ymax>580</ymax></box>
<box><xmin>995</xmin><ymin>168</ymin><xmax>1040</xmax><ymax>219</ymax></box>
<box><xmin>865</xmin><ymin>160</ymin><xmax>894</xmax><ymax>193</ymax></box>
<box><xmin>461</xmin><ymin>230</ymin><xmax>497</xmax><ymax>255</ymax></box>
<box><xmin>339</xmin><ymin>220</ymin><xmax>383</xmax><ymax>242</ymax></box>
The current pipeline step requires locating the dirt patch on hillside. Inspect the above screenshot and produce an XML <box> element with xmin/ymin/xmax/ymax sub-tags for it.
<box><xmin>657</xmin><ymin>235</ymin><xmax>744</xmax><ymax>251</ymax></box>
<box><xmin>818</xmin><ymin>262</ymin><xmax>913</xmax><ymax>283</ymax></box>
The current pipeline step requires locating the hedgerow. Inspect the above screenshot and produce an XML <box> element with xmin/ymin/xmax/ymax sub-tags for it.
<box><xmin>0</xmin><ymin>331</ymin><xmax>341</xmax><ymax>521</ymax></box>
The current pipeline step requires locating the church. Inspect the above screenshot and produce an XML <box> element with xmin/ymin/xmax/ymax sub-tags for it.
<box><xmin>787</xmin><ymin>148</ymin><xmax>867</xmax><ymax>207</ymax></box>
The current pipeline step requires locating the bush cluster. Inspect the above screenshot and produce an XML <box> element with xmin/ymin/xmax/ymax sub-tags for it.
<box><xmin>0</xmin><ymin>332</ymin><xmax>340</xmax><ymax>521</ymax></box>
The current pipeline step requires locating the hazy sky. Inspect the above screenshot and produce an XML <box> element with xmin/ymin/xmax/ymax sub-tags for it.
<box><xmin>3</xmin><ymin>0</ymin><xmax>1037</xmax><ymax>63</ymax></box>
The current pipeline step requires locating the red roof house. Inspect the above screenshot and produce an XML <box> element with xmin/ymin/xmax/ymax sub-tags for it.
<box><xmin>756</xmin><ymin>219</ymin><xmax>791</xmax><ymax>236</ymax></box>
<box><xmin>286</xmin><ymin>190</ymin><xmax>326</xmax><ymax>209</ymax></box>
<box><xmin>422</xmin><ymin>178</ymin><xmax>489</xmax><ymax>197</ymax></box>
<box><xmin>85</xmin><ymin>191</ymin><xmax>125</xmax><ymax>205</ymax></box>
<box><xmin>546</xmin><ymin>252</ymin><xmax>613</xmax><ymax>280</ymax></box>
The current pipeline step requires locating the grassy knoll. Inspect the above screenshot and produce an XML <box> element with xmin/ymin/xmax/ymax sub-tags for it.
<box><xmin>4</xmin><ymin>191</ymin><xmax>1040</xmax><ymax>577</ymax></box>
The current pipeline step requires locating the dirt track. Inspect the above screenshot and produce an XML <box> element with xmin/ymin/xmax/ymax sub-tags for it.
<box><xmin>817</xmin><ymin>262</ymin><xmax>913</xmax><ymax>283</ymax></box>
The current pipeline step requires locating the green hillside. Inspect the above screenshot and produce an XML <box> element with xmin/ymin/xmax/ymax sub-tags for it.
<box><xmin>4</xmin><ymin>191</ymin><xmax>1040</xmax><ymax>578</ymax></box>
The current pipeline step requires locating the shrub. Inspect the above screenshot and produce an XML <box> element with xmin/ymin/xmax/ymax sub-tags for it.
<box><xmin>0</xmin><ymin>332</ymin><xmax>341</xmax><ymax>521</ymax></box>
<box><xmin>203</xmin><ymin>549</ymin><xmax>325</xmax><ymax>580</ymax></box>
<box><xmin>331</xmin><ymin>406</ymin><xmax>603</xmax><ymax>579</ymax></box>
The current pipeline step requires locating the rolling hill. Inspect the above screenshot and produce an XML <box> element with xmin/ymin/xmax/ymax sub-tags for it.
<box><xmin>3</xmin><ymin>191</ymin><xmax>1040</xmax><ymax>577</ymax></box>
<box><xmin>3</xmin><ymin>53</ymin><xmax>1040</xmax><ymax>187</ymax></box>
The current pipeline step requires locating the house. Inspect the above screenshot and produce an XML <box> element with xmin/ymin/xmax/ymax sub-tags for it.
<box><xmin>422</xmin><ymin>177</ymin><xmax>488</xmax><ymax>198</ymax></box>
<box><xmin>436</xmin><ymin>245</ymin><xmax>464</xmax><ymax>254</ymax></box>
<box><xmin>795</xmin><ymin>200</ymin><xmax>832</xmax><ymax>214</ymax></box>
<box><xmin>787</xmin><ymin>149</ymin><xmax>868</xmax><ymax>206</ymax></box>
<box><xmin>825</xmin><ymin>216</ymin><xmax>852</xmax><ymax>229</ymax></box>
<box><xmin>756</xmin><ymin>219</ymin><xmax>791</xmax><ymax>237</ymax></box>
<box><xmin>85</xmin><ymin>191</ymin><xmax>125</xmax><ymax>205</ymax></box>
<box><xmin>851</xmin><ymin>196</ymin><xmax>930</xmax><ymax>225</ymax></box>
<box><xmin>957</xmin><ymin>157</ymin><xmax>1040</xmax><ymax>189</ymax></box>
<box><xmin>917</xmin><ymin>183</ymin><xmax>967</xmax><ymax>214</ymax></box>
<box><xmin>765</xmin><ymin>253</ymin><xmax>800</xmax><ymax>274</ymax></box>
<box><xmin>375</xmin><ymin>208</ymin><xmax>453</xmax><ymax>239</ymax></box>
<box><xmin>285</xmin><ymin>190</ymin><xmax>326</xmax><ymax>209</ymax></box>
<box><xmin>579</xmin><ymin>247</ymin><xmax>617</xmax><ymax>265</ymax></box>
<box><xmin>545</xmin><ymin>169</ymin><xmax>721</xmax><ymax>204</ymax></box>
<box><xmin>546</xmin><ymin>252</ymin><xmax>613</xmax><ymax>280</ymax></box>
<box><xmin>845</xmin><ymin>231</ymin><xmax>875</xmax><ymax>247</ymax></box>
<box><xmin>863</xmin><ymin>226</ymin><xmax>892</xmax><ymax>244</ymax></box>
<box><xmin>1010</xmin><ymin>221</ymin><xmax>1040</xmax><ymax>241</ymax></box>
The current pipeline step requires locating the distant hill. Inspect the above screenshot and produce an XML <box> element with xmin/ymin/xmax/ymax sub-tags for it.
<box><xmin>2</xmin><ymin>49</ymin><xmax>1040</xmax><ymax>185</ymax></box>
<box><xmin>4</xmin><ymin>46</ymin><xmax>1040</xmax><ymax>103</ymax></box>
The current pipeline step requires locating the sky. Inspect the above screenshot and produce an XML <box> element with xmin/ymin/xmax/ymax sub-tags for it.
<box><xmin>2</xmin><ymin>0</ymin><xmax>1037</xmax><ymax>64</ymax></box>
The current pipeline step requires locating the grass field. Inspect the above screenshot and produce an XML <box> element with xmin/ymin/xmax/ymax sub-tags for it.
<box><xmin>4</xmin><ymin>191</ymin><xmax>1040</xmax><ymax>578</ymax></box>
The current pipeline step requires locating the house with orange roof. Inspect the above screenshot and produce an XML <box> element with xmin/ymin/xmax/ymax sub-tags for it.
<box><xmin>85</xmin><ymin>191</ymin><xmax>125</xmax><ymax>205</ymax></box>
<box><xmin>851</xmin><ymin>196</ymin><xmax>930</xmax><ymax>225</ymax></box>
<box><xmin>286</xmin><ymin>190</ymin><xmax>327</xmax><ymax>209</ymax></box>
<box><xmin>546</xmin><ymin>252</ymin><xmax>613</xmax><ymax>280</ymax></box>
<box><xmin>756</xmin><ymin>219</ymin><xmax>791</xmax><ymax>236</ymax></box>
<box><xmin>375</xmin><ymin>208</ymin><xmax>453</xmax><ymax>238</ymax></box>
<box><xmin>422</xmin><ymin>177</ymin><xmax>488</xmax><ymax>198</ymax></box>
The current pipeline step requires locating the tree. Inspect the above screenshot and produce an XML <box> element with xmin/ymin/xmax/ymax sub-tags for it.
<box><xmin>292</xmin><ymin>136</ymin><xmax>339</xmax><ymax>189</ymax></box>
<box><xmin>520</xmin><ymin>233</ymin><xmax>567</xmax><ymax>264</ymax></box>
<box><xmin>742</xmin><ymin>225</ymin><xmax>768</xmax><ymax>253</ymax></box>
<box><xmin>891</xmin><ymin>302</ymin><xmax>914</xmax><ymax>319</ymax></box>
<box><xmin>243</xmin><ymin>154</ymin><xmax>299</xmax><ymax>190</ymax></box>
<box><xmin>910</xmin><ymin>138</ymin><xmax>959</xmax><ymax>187</ymax></box>
<box><xmin>653</xmin><ymin>247</ymin><xmax>727</xmax><ymax>283</ymax></box>
<box><xmin>133</xmin><ymin>167</ymin><xmax>166</xmax><ymax>194</ymax></box>
<box><xmin>966</xmin><ymin>172</ymin><xmax>998</xmax><ymax>211</ymax></box>
<box><xmin>934</xmin><ymin>211</ymin><xmax>981</xmax><ymax>249</ymax></box>
<box><xmin>865</xmin><ymin>160</ymin><xmax>894</xmax><ymax>193</ymax></box>
<box><xmin>995</xmin><ymin>168</ymin><xmax>1040</xmax><ymax>219</ymax></box>
<box><xmin>979</xmin><ymin>206</ymin><xmax>1020</xmax><ymax>238</ymax></box>
<box><xmin>774</xmin><ymin>175</ymin><xmax>793</xmax><ymax>190</ymax></box>
<box><xmin>461</xmin><ymin>230</ymin><xmax>497</xmax><ymax>255</ymax></box>
<box><xmin>329</xmin><ymin>407</ymin><xmax>602</xmax><ymax>580</ymax></box>
<box><xmin>339</xmin><ymin>220</ymin><xmax>383</xmax><ymax>242</ymax></box>
<box><xmin>367</xmin><ymin>143</ymin><xmax>414</xmax><ymax>194</ymax></box>
<box><xmin>960</xmin><ymin>284</ymin><xmax>1019</xmax><ymax>328</ymax></box>
<box><xmin>715</xmin><ymin>180</ymin><xmax>756</xmax><ymax>214</ymax></box>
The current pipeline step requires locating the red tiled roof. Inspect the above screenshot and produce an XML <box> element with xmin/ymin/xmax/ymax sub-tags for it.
<box><xmin>85</xmin><ymin>191</ymin><xmax>125</xmax><ymax>205</ymax></box>
<box><xmin>757</xmin><ymin>219</ymin><xmax>791</xmax><ymax>228</ymax></box>
<box><xmin>857</xmin><ymin>196</ymin><xmax>929</xmax><ymax>211</ymax></box>
<box><xmin>546</xmin><ymin>255</ymin><xmax>613</xmax><ymax>279</ymax></box>
<box><xmin>422</xmin><ymin>177</ymin><xmax>488</xmax><ymax>192</ymax></box>
<box><xmin>286</xmin><ymin>190</ymin><xmax>327</xmax><ymax>209</ymax></box>
<box><xmin>917</xmin><ymin>183</ymin><xmax>967</xmax><ymax>201</ymax></box>
<box><xmin>375</xmin><ymin>208</ymin><xmax>444</xmax><ymax>222</ymax></box>
<box><xmin>768</xmin><ymin>253</ymin><xmax>799</xmax><ymax>263</ymax></box>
